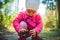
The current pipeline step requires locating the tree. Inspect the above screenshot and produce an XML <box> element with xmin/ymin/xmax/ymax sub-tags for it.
<box><xmin>56</xmin><ymin>0</ymin><xmax>60</xmax><ymax>28</ymax></box>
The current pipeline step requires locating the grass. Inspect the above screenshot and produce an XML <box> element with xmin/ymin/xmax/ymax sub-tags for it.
<box><xmin>39</xmin><ymin>30</ymin><xmax>60</xmax><ymax>40</ymax></box>
<box><xmin>40</xmin><ymin>31</ymin><xmax>60</xmax><ymax>38</ymax></box>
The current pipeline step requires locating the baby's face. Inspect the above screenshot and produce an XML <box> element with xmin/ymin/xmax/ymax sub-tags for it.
<box><xmin>26</xmin><ymin>9</ymin><xmax>36</xmax><ymax>16</ymax></box>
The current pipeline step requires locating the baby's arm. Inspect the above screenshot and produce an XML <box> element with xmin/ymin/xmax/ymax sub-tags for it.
<box><xmin>13</xmin><ymin>12</ymin><xmax>23</xmax><ymax>32</ymax></box>
<box><xmin>33</xmin><ymin>15</ymin><xmax>43</xmax><ymax>34</ymax></box>
<box><xmin>29</xmin><ymin>15</ymin><xmax>43</xmax><ymax>37</ymax></box>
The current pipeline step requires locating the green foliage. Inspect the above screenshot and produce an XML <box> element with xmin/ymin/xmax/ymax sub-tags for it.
<box><xmin>0</xmin><ymin>2</ymin><xmax>3</xmax><ymax>8</ymax></box>
<box><xmin>43</xmin><ymin>9</ymin><xmax>58</xmax><ymax>31</ymax></box>
<box><xmin>42</xmin><ymin>0</ymin><xmax>58</xmax><ymax>30</ymax></box>
<box><xmin>4</xmin><ymin>0</ymin><xmax>14</xmax><ymax>4</ymax></box>
<box><xmin>0</xmin><ymin>0</ymin><xmax>15</xmax><ymax>32</ymax></box>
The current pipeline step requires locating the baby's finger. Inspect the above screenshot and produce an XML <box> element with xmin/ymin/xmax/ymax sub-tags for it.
<box><xmin>31</xmin><ymin>33</ymin><xmax>36</xmax><ymax>38</ymax></box>
<box><xmin>30</xmin><ymin>30</ymin><xmax>33</xmax><ymax>32</ymax></box>
<box><xmin>31</xmin><ymin>33</ymin><xmax>34</xmax><ymax>35</ymax></box>
<box><xmin>31</xmin><ymin>34</ymin><xmax>35</xmax><ymax>36</ymax></box>
<box><xmin>29</xmin><ymin>31</ymin><xmax>34</xmax><ymax>35</ymax></box>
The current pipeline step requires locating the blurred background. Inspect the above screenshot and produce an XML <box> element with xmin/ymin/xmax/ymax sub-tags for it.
<box><xmin>0</xmin><ymin>0</ymin><xmax>60</xmax><ymax>40</ymax></box>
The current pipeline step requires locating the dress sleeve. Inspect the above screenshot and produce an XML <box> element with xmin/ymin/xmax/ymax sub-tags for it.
<box><xmin>13</xmin><ymin>12</ymin><xmax>23</xmax><ymax>32</ymax></box>
<box><xmin>33</xmin><ymin>15</ymin><xmax>43</xmax><ymax>34</ymax></box>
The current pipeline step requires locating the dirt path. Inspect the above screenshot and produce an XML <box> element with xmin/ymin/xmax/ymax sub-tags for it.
<box><xmin>0</xmin><ymin>32</ymin><xmax>18</xmax><ymax>40</ymax></box>
<box><xmin>0</xmin><ymin>31</ymin><xmax>60</xmax><ymax>40</ymax></box>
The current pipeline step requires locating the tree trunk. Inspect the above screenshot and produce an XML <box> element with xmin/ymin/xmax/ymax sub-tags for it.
<box><xmin>56</xmin><ymin>0</ymin><xmax>60</xmax><ymax>28</ymax></box>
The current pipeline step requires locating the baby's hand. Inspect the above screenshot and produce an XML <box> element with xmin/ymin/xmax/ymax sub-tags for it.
<box><xmin>29</xmin><ymin>30</ymin><xmax>36</xmax><ymax>38</ymax></box>
<box><xmin>18</xmin><ymin>29</ymin><xmax>28</xmax><ymax>36</ymax></box>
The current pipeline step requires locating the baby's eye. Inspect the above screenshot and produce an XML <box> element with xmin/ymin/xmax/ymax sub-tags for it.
<box><xmin>27</xmin><ymin>9</ymin><xmax>36</xmax><ymax>13</ymax></box>
<box><xmin>32</xmin><ymin>11</ymin><xmax>36</xmax><ymax>13</ymax></box>
<box><xmin>31</xmin><ymin>10</ymin><xmax>36</xmax><ymax>13</ymax></box>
